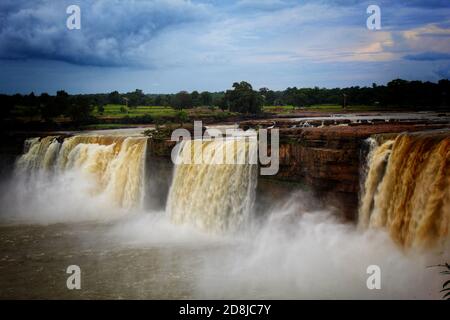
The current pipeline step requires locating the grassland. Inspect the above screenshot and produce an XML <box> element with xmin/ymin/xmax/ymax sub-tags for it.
<box><xmin>94</xmin><ymin>104</ymin><xmax>177</xmax><ymax>118</ymax></box>
<box><xmin>263</xmin><ymin>104</ymin><xmax>386</xmax><ymax>114</ymax></box>
<box><xmin>93</xmin><ymin>104</ymin><xmax>237</xmax><ymax>120</ymax></box>
<box><xmin>10</xmin><ymin>104</ymin><xmax>383</xmax><ymax>131</ymax></box>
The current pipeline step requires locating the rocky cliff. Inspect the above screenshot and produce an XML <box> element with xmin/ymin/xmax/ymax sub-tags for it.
<box><xmin>242</xmin><ymin>120</ymin><xmax>450</xmax><ymax>219</ymax></box>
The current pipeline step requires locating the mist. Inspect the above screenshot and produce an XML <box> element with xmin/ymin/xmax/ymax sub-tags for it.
<box><xmin>98</xmin><ymin>192</ymin><xmax>444</xmax><ymax>299</ymax></box>
<box><xmin>0</xmin><ymin>135</ymin><xmax>447</xmax><ymax>299</ymax></box>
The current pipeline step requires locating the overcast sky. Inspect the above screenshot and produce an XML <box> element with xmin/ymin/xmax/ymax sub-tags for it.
<box><xmin>1</xmin><ymin>0</ymin><xmax>449</xmax><ymax>94</ymax></box>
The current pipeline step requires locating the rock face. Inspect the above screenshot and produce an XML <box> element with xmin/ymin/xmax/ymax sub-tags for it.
<box><xmin>142</xmin><ymin>139</ymin><xmax>176</xmax><ymax>210</ymax></box>
<box><xmin>254</xmin><ymin>122</ymin><xmax>450</xmax><ymax>219</ymax></box>
<box><xmin>3</xmin><ymin>117</ymin><xmax>449</xmax><ymax>220</ymax></box>
<box><xmin>144</xmin><ymin>120</ymin><xmax>450</xmax><ymax>219</ymax></box>
<box><xmin>278</xmin><ymin>132</ymin><xmax>358</xmax><ymax>193</ymax></box>
<box><xmin>275</xmin><ymin>123</ymin><xmax>450</xmax><ymax>191</ymax></box>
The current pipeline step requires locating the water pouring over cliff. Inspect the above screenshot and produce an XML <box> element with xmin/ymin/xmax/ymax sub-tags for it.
<box><xmin>359</xmin><ymin>131</ymin><xmax>450</xmax><ymax>249</ymax></box>
<box><xmin>1</xmin><ymin>129</ymin><xmax>447</xmax><ymax>299</ymax></box>
<box><xmin>15</xmin><ymin>135</ymin><xmax>148</xmax><ymax>211</ymax></box>
<box><xmin>166</xmin><ymin>137</ymin><xmax>258</xmax><ymax>232</ymax></box>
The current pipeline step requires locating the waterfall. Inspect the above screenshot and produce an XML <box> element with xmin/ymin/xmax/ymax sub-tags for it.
<box><xmin>16</xmin><ymin>136</ymin><xmax>62</xmax><ymax>172</ymax></box>
<box><xmin>359</xmin><ymin>131</ymin><xmax>450</xmax><ymax>248</ymax></box>
<box><xmin>15</xmin><ymin>135</ymin><xmax>148</xmax><ymax>210</ymax></box>
<box><xmin>358</xmin><ymin>138</ymin><xmax>394</xmax><ymax>229</ymax></box>
<box><xmin>13</xmin><ymin>133</ymin><xmax>258</xmax><ymax>229</ymax></box>
<box><xmin>166</xmin><ymin>137</ymin><xmax>258</xmax><ymax>233</ymax></box>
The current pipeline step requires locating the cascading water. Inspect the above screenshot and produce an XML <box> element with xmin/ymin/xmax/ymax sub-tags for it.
<box><xmin>15</xmin><ymin>135</ymin><xmax>148</xmax><ymax>211</ymax></box>
<box><xmin>10</xmin><ymin>132</ymin><xmax>259</xmax><ymax>230</ymax></box>
<box><xmin>1</xmin><ymin>130</ymin><xmax>446</xmax><ymax>299</ymax></box>
<box><xmin>359</xmin><ymin>131</ymin><xmax>450</xmax><ymax>249</ymax></box>
<box><xmin>16</xmin><ymin>136</ymin><xmax>62</xmax><ymax>172</ymax></box>
<box><xmin>166</xmin><ymin>137</ymin><xmax>258</xmax><ymax>233</ymax></box>
<box><xmin>358</xmin><ymin>138</ymin><xmax>394</xmax><ymax>228</ymax></box>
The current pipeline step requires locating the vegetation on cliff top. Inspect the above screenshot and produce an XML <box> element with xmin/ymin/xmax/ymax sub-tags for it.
<box><xmin>1</xmin><ymin>79</ymin><xmax>449</xmax><ymax>130</ymax></box>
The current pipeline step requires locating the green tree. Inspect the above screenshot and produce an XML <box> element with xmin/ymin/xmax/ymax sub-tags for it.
<box><xmin>39</xmin><ymin>93</ymin><xmax>58</xmax><ymax>121</ymax></box>
<box><xmin>259</xmin><ymin>87</ymin><xmax>277</xmax><ymax>106</ymax></box>
<box><xmin>175</xmin><ymin>110</ymin><xmax>189</xmax><ymax>126</ymax></box>
<box><xmin>55</xmin><ymin>90</ymin><xmax>70</xmax><ymax>114</ymax></box>
<box><xmin>200</xmin><ymin>91</ymin><xmax>212</xmax><ymax>106</ymax></box>
<box><xmin>171</xmin><ymin>91</ymin><xmax>192</xmax><ymax>109</ymax></box>
<box><xmin>66</xmin><ymin>96</ymin><xmax>93</xmax><ymax>122</ymax></box>
<box><xmin>126</xmin><ymin>89</ymin><xmax>144</xmax><ymax>108</ymax></box>
<box><xmin>108</xmin><ymin>91</ymin><xmax>122</xmax><ymax>104</ymax></box>
<box><xmin>97</xmin><ymin>104</ymin><xmax>105</xmax><ymax>115</ymax></box>
<box><xmin>154</xmin><ymin>95</ymin><xmax>163</xmax><ymax>106</ymax></box>
<box><xmin>223</xmin><ymin>81</ymin><xmax>262</xmax><ymax>114</ymax></box>
<box><xmin>191</xmin><ymin>91</ymin><xmax>200</xmax><ymax>107</ymax></box>
<box><xmin>291</xmin><ymin>92</ymin><xmax>308</xmax><ymax>108</ymax></box>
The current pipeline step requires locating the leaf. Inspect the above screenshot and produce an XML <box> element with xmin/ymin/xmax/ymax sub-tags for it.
<box><xmin>440</xmin><ymin>288</ymin><xmax>450</xmax><ymax>292</ymax></box>
<box><xmin>443</xmin><ymin>291</ymin><xmax>450</xmax><ymax>299</ymax></box>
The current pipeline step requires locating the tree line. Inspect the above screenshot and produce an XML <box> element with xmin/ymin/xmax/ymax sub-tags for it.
<box><xmin>261</xmin><ymin>79</ymin><xmax>450</xmax><ymax>109</ymax></box>
<box><xmin>1</xmin><ymin>79</ymin><xmax>449</xmax><ymax>122</ymax></box>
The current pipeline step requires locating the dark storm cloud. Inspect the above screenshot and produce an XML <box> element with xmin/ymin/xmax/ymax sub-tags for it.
<box><xmin>405</xmin><ymin>52</ymin><xmax>450</xmax><ymax>61</ymax></box>
<box><xmin>0</xmin><ymin>0</ymin><xmax>209</xmax><ymax>67</ymax></box>
<box><xmin>1</xmin><ymin>0</ymin><xmax>448</xmax><ymax>68</ymax></box>
<box><xmin>0</xmin><ymin>0</ymin><xmax>449</xmax><ymax>93</ymax></box>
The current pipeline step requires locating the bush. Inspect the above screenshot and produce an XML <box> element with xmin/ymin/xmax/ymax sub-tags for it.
<box><xmin>97</xmin><ymin>105</ymin><xmax>105</xmax><ymax>115</ymax></box>
<box><xmin>175</xmin><ymin>110</ymin><xmax>189</xmax><ymax>125</ymax></box>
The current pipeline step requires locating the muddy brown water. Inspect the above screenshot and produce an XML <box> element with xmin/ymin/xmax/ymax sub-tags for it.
<box><xmin>0</xmin><ymin>222</ymin><xmax>218</xmax><ymax>299</ymax></box>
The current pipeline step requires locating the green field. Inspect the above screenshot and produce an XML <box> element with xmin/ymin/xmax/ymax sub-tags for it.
<box><xmin>92</xmin><ymin>104</ymin><xmax>239</xmax><ymax>125</ymax></box>
<box><xmin>11</xmin><ymin>103</ymin><xmax>383</xmax><ymax>127</ymax></box>
<box><xmin>94</xmin><ymin>104</ymin><xmax>177</xmax><ymax>118</ymax></box>
<box><xmin>262</xmin><ymin>105</ymin><xmax>296</xmax><ymax>113</ymax></box>
<box><xmin>263</xmin><ymin>104</ymin><xmax>384</xmax><ymax>113</ymax></box>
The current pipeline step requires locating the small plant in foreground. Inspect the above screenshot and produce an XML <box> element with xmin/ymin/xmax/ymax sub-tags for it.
<box><xmin>428</xmin><ymin>263</ymin><xmax>450</xmax><ymax>300</ymax></box>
